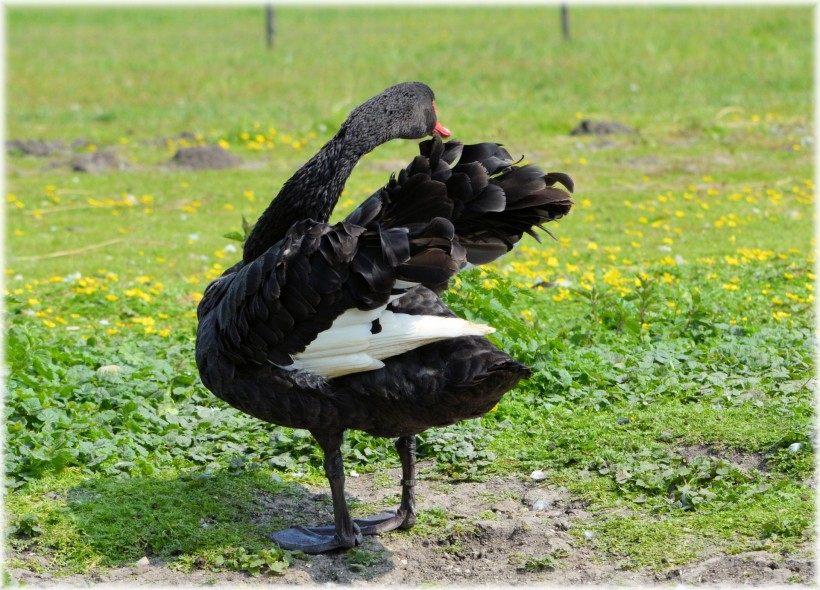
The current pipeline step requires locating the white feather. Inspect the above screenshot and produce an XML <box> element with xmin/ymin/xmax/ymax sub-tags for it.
<box><xmin>293</xmin><ymin>307</ymin><xmax>494</xmax><ymax>379</ymax></box>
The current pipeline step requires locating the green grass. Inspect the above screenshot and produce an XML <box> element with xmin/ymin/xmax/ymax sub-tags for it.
<box><xmin>5</xmin><ymin>4</ymin><xmax>814</xmax><ymax>580</ymax></box>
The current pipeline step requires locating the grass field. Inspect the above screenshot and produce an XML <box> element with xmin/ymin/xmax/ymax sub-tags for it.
<box><xmin>5</xmin><ymin>5</ymin><xmax>815</xmax><ymax>583</ymax></box>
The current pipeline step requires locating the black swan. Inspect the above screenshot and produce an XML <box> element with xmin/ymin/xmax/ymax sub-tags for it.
<box><xmin>195</xmin><ymin>82</ymin><xmax>573</xmax><ymax>553</ymax></box>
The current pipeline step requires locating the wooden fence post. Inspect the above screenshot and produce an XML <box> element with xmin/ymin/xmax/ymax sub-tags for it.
<box><xmin>266</xmin><ymin>4</ymin><xmax>275</xmax><ymax>49</ymax></box>
<box><xmin>561</xmin><ymin>4</ymin><xmax>570</xmax><ymax>41</ymax></box>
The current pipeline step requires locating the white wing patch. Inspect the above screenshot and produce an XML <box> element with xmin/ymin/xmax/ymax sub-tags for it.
<box><xmin>293</xmin><ymin>306</ymin><xmax>494</xmax><ymax>379</ymax></box>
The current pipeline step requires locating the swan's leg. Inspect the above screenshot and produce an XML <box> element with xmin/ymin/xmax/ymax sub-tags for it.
<box><xmin>268</xmin><ymin>431</ymin><xmax>362</xmax><ymax>554</ymax></box>
<box><xmin>355</xmin><ymin>434</ymin><xmax>418</xmax><ymax>534</ymax></box>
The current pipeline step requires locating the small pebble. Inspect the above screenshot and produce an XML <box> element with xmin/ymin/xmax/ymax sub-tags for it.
<box><xmin>136</xmin><ymin>556</ymin><xmax>150</xmax><ymax>567</ymax></box>
<box><xmin>530</xmin><ymin>469</ymin><xmax>547</xmax><ymax>481</ymax></box>
<box><xmin>532</xmin><ymin>498</ymin><xmax>550</xmax><ymax>511</ymax></box>
<box><xmin>583</xmin><ymin>530</ymin><xmax>595</xmax><ymax>541</ymax></box>
<box><xmin>616</xmin><ymin>418</ymin><xmax>630</xmax><ymax>425</ymax></box>
<box><xmin>788</xmin><ymin>443</ymin><xmax>803</xmax><ymax>453</ymax></box>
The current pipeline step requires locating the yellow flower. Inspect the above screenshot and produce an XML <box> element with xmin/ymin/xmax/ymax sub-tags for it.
<box><xmin>587</xmin><ymin>242</ymin><xmax>598</xmax><ymax>251</ymax></box>
<box><xmin>124</xmin><ymin>288</ymin><xmax>152</xmax><ymax>303</ymax></box>
<box><xmin>602</xmin><ymin>268</ymin><xmax>622</xmax><ymax>286</ymax></box>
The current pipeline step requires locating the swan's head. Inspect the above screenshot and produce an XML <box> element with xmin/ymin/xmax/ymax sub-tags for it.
<box><xmin>344</xmin><ymin>82</ymin><xmax>451</xmax><ymax>153</ymax></box>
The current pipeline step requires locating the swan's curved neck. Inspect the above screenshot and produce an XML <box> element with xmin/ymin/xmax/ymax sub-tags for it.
<box><xmin>242</xmin><ymin>128</ymin><xmax>364</xmax><ymax>263</ymax></box>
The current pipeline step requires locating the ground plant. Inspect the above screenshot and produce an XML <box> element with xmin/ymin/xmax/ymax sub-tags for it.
<box><xmin>5</xmin><ymin>5</ymin><xmax>814</xmax><ymax>584</ymax></box>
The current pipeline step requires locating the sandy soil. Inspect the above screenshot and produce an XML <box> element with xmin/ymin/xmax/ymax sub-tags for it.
<box><xmin>10</xmin><ymin>465</ymin><xmax>814</xmax><ymax>588</ymax></box>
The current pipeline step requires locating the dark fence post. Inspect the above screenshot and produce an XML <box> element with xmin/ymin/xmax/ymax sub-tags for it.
<box><xmin>266</xmin><ymin>4</ymin><xmax>275</xmax><ymax>49</ymax></box>
<box><xmin>561</xmin><ymin>4</ymin><xmax>570</xmax><ymax>41</ymax></box>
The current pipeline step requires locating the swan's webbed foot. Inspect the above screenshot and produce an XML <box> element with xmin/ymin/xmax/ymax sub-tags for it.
<box><xmin>353</xmin><ymin>436</ymin><xmax>416</xmax><ymax>535</ymax></box>
<box><xmin>269</xmin><ymin>430</ymin><xmax>364</xmax><ymax>554</ymax></box>
<box><xmin>268</xmin><ymin>524</ymin><xmax>363</xmax><ymax>554</ymax></box>
<box><xmin>355</xmin><ymin>507</ymin><xmax>416</xmax><ymax>534</ymax></box>
<box><xmin>356</xmin><ymin>436</ymin><xmax>418</xmax><ymax>535</ymax></box>
<box><xmin>268</xmin><ymin>434</ymin><xmax>418</xmax><ymax>553</ymax></box>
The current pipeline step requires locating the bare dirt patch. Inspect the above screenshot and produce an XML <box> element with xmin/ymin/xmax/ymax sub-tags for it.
<box><xmin>570</xmin><ymin>120</ymin><xmax>637</xmax><ymax>136</ymax></box>
<box><xmin>71</xmin><ymin>148</ymin><xmax>131</xmax><ymax>174</ymax></box>
<box><xmin>9</xmin><ymin>466</ymin><xmax>814</xmax><ymax>587</ymax></box>
<box><xmin>168</xmin><ymin>145</ymin><xmax>243</xmax><ymax>170</ymax></box>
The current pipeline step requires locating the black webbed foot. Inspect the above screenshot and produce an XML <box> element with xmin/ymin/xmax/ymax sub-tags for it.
<box><xmin>355</xmin><ymin>510</ymin><xmax>416</xmax><ymax>534</ymax></box>
<box><xmin>268</xmin><ymin>524</ymin><xmax>363</xmax><ymax>554</ymax></box>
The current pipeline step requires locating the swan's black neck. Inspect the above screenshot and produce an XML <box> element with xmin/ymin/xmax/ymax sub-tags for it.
<box><xmin>243</xmin><ymin>127</ymin><xmax>364</xmax><ymax>264</ymax></box>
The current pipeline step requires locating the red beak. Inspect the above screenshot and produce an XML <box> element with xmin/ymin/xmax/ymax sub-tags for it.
<box><xmin>432</xmin><ymin>100</ymin><xmax>451</xmax><ymax>138</ymax></box>
<box><xmin>433</xmin><ymin>120</ymin><xmax>451</xmax><ymax>138</ymax></box>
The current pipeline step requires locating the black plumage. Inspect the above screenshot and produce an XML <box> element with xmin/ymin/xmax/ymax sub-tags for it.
<box><xmin>195</xmin><ymin>82</ymin><xmax>573</xmax><ymax>553</ymax></box>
